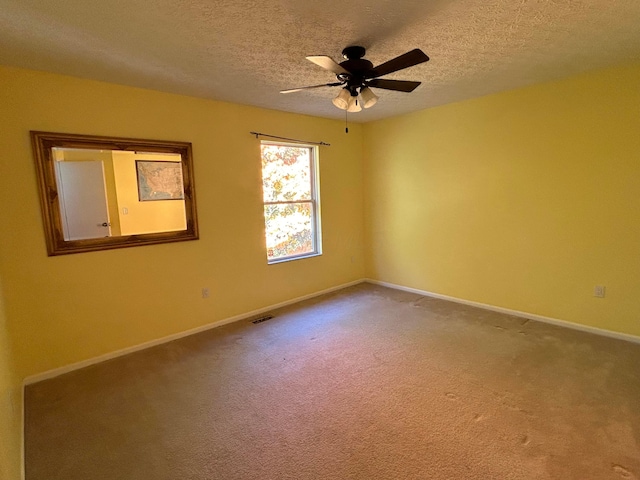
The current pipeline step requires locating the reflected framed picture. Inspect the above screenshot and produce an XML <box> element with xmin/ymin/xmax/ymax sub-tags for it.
<box><xmin>136</xmin><ymin>160</ymin><xmax>185</xmax><ymax>201</ymax></box>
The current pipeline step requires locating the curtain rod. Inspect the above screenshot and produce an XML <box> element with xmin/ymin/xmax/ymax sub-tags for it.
<box><xmin>249</xmin><ymin>132</ymin><xmax>330</xmax><ymax>146</ymax></box>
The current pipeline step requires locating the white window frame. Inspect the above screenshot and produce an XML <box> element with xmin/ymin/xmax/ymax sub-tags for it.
<box><xmin>261</xmin><ymin>141</ymin><xmax>322</xmax><ymax>264</ymax></box>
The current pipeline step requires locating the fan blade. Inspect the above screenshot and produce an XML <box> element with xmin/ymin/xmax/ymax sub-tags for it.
<box><xmin>367</xmin><ymin>79</ymin><xmax>421</xmax><ymax>92</ymax></box>
<box><xmin>280</xmin><ymin>82</ymin><xmax>343</xmax><ymax>94</ymax></box>
<box><xmin>368</xmin><ymin>49</ymin><xmax>429</xmax><ymax>78</ymax></box>
<box><xmin>306</xmin><ymin>56</ymin><xmax>350</xmax><ymax>75</ymax></box>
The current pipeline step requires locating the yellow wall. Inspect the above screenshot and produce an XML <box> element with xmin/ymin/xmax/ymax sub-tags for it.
<box><xmin>364</xmin><ymin>62</ymin><xmax>640</xmax><ymax>336</ymax></box>
<box><xmin>112</xmin><ymin>151</ymin><xmax>186</xmax><ymax>235</ymax></box>
<box><xmin>0</xmin><ymin>276</ymin><xmax>21</xmax><ymax>480</ymax></box>
<box><xmin>0</xmin><ymin>65</ymin><xmax>364</xmax><ymax>385</ymax></box>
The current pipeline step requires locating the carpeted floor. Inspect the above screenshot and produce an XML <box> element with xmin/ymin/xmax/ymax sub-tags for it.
<box><xmin>25</xmin><ymin>284</ymin><xmax>640</xmax><ymax>479</ymax></box>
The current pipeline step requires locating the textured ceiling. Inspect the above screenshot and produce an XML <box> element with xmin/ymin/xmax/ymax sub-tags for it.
<box><xmin>1</xmin><ymin>0</ymin><xmax>640</xmax><ymax>122</ymax></box>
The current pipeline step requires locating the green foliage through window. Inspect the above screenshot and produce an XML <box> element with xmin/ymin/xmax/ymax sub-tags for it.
<box><xmin>261</xmin><ymin>144</ymin><xmax>320</xmax><ymax>262</ymax></box>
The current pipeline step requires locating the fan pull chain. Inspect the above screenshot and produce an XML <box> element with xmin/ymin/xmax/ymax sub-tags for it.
<box><xmin>345</xmin><ymin>109</ymin><xmax>349</xmax><ymax>134</ymax></box>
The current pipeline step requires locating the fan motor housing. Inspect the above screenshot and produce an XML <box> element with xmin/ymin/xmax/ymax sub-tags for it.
<box><xmin>339</xmin><ymin>59</ymin><xmax>373</xmax><ymax>74</ymax></box>
<box><xmin>337</xmin><ymin>47</ymin><xmax>373</xmax><ymax>93</ymax></box>
<box><xmin>340</xmin><ymin>46</ymin><xmax>373</xmax><ymax>78</ymax></box>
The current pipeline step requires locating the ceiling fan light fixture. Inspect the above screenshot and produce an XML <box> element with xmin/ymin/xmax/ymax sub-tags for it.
<box><xmin>287</xmin><ymin>46</ymin><xmax>429</xmax><ymax>116</ymax></box>
<box><xmin>347</xmin><ymin>96</ymin><xmax>362</xmax><ymax>112</ymax></box>
<box><xmin>360</xmin><ymin>87</ymin><xmax>378</xmax><ymax>108</ymax></box>
<box><xmin>332</xmin><ymin>88</ymin><xmax>351</xmax><ymax>110</ymax></box>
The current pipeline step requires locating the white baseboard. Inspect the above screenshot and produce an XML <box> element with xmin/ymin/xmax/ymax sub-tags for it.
<box><xmin>366</xmin><ymin>279</ymin><xmax>640</xmax><ymax>345</ymax></box>
<box><xmin>19</xmin><ymin>388</ymin><xmax>24</xmax><ymax>480</ymax></box>
<box><xmin>22</xmin><ymin>278</ymin><xmax>366</xmax><ymax>386</ymax></box>
<box><xmin>25</xmin><ymin>276</ymin><xmax>638</xmax><ymax>387</ymax></box>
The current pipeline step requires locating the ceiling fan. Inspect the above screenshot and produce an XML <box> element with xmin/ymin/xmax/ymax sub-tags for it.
<box><xmin>281</xmin><ymin>46</ymin><xmax>429</xmax><ymax>112</ymax></box>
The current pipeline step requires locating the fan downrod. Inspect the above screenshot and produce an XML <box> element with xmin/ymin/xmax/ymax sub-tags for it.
<box><xmin>342</xmin><ymin>46</ymin><xmax>366</xmax><ymax>60</ymax></box>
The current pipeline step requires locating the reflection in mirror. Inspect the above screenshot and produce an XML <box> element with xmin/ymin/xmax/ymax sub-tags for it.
<box><xmin>31</xmin><ymin>132</ymin><xmax>198</xmax><ymax>256</ymax></box>
<box><xmin>53</xmin><ymin>148</ymin><xmax>186</xmax><ymax>240</ymax></box>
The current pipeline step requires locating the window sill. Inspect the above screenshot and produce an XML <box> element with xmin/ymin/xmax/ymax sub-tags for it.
<box><xmin>267</xmin><ymin>252</ymin><xmax>322</xmax><ymax>265</ymax></box>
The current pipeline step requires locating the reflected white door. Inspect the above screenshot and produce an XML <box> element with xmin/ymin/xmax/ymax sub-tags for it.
<box><xmin>55</xmin><ymin>161</ymin><xmax>111</xmax><ymax>240</ymax></box>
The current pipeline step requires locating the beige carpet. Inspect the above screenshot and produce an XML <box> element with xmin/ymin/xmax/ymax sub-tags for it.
<box><xmin>25</xmin><ymin>284</ymin><xmax>640</xmax><ymax>479</ymax></box>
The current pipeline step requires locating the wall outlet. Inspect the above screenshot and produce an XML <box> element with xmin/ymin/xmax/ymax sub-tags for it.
<box><xmin>594</xmin><ymin>285</ymin><xmax>606</xmax><ymax>298</ymax></box>
<box><xmin>201</xmin><ymin>287</ymin><xmax>210</xmax><ymax>299</ymax></box>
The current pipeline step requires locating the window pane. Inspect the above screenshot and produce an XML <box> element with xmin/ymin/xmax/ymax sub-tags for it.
<box><xmin>264</xmin><ymin>202</ymin><xmax>314</xmax><ymax>260</ymax></box>
<box><xmin>261</xmin><ymin>145</ymin><xmax>311</xmax><ymax>202</ymax></box>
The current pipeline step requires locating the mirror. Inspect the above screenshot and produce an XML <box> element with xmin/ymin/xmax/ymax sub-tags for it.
<box><xmin>31</xmin><ymin>131</ymin><xmax>199</xmax><ymax>256</ymax></box>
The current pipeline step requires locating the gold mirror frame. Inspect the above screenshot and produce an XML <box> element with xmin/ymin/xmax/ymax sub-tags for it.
<box><xmin>31</xmin><ymin>131</ymin><xmax>199</xmax><ymax>256</ymax></box>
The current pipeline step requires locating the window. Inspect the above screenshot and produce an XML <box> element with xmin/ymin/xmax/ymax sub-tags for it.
<box><xmin>261</xmin><ymin>142</ymin><xmax>321</xmax><ymax>263</ymax></box>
